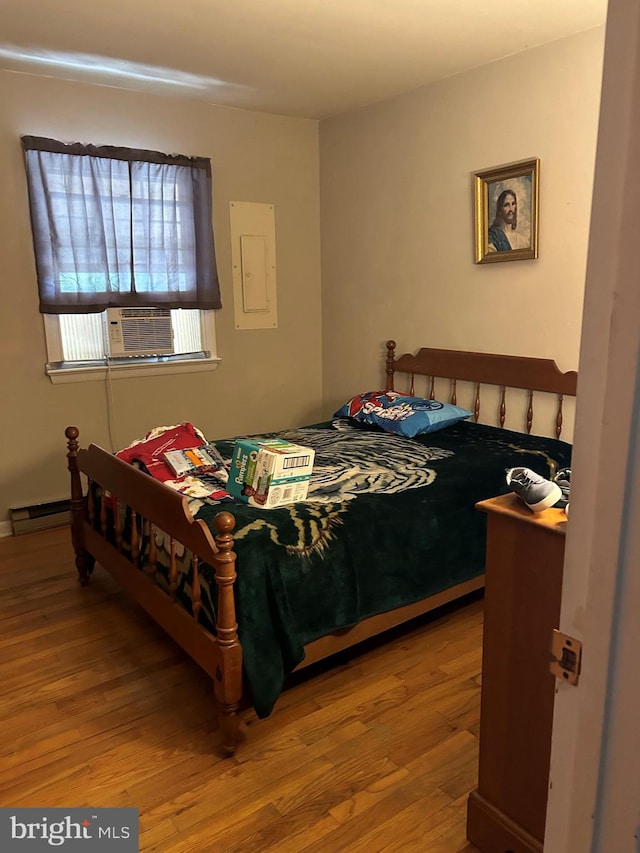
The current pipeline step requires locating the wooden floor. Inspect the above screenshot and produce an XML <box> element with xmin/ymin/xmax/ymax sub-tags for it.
<box><xmin>0</xmin><ymin>526</ymin><xmax>482</xmax><ymax>852</ymax></box>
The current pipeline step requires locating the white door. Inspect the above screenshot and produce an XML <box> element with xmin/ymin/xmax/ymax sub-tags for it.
<box><xmin>545</xmin><ymin>0</ymin><xmax>640</xmax><ymax>850</ymax></box>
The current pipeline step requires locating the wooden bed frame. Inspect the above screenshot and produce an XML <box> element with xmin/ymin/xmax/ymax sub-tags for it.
<box><xmin>65</xmin><ymin>340</ymin><xmax>577</xmax><ymax>755</ymax></box>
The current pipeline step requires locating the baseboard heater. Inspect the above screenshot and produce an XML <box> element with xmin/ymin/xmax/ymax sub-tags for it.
<box><xmin>10</xmin><ymin>499</ymin><xmax>71</xmax><ymax>536</ymax></box>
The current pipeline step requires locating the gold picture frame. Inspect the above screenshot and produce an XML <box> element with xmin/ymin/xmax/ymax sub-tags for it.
<box><xmin>474</xmin><ymin>158</ymin><xmax>539</xmax><ymax>264</ymax></box>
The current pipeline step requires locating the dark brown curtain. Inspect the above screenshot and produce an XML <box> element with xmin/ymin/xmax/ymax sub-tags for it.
<box><xmin>21</xmin><ymin>136</ymin><xmax>221</xmax><ymax>313</ymax></box>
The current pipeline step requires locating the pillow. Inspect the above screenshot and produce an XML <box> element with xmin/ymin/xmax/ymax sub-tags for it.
<box><xmin>333</xmin><ymin>390</ymin><xmax>472</xmax><ymax>438</ymax></box>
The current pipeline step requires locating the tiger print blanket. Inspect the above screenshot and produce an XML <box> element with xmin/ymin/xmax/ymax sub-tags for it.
<box><xmin>185</xmin><ymin>419</ymin><xmax>572</xmax><ymax>718</ymax></box>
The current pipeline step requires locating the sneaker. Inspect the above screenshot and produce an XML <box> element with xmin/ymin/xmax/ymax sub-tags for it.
<box><xmin>505</xmin><ymin>467</ymin><xmax>563</xmax><ymax>512</ymax></box>
<box><xmin>553</xmin><ymin>467</ymin><xmax>571</xmax><ymax>509</ymax></box>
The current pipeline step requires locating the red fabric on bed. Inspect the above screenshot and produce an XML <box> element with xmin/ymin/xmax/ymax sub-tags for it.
<box><xmin>116</xmin><ymin>422</ymin><xmax>205</xmax><ymax>482</ymax></box>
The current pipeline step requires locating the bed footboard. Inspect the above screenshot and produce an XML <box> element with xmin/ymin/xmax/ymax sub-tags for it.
<box><xmin>65</xmin><ymin>426</ymin><xmax>243</xmax><ymax>756</ymax></box>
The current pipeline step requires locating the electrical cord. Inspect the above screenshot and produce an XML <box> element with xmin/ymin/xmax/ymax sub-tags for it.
<box><xmin>104</xmin><ymin>354</ymin><xmax>119</xmax><ymax>453</ymax></box>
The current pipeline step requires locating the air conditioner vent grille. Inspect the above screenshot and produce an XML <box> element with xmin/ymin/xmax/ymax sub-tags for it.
<box><xmin>107</xmin><ymin>307</ymin><xmax>174</xmax><ymax>356</ymax></box>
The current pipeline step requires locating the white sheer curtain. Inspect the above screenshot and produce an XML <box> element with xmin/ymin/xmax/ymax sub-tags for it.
<box><xmin>21</xmin><ymin>136</ymin><xmax>221</xmax><ymax>314</ymax></box>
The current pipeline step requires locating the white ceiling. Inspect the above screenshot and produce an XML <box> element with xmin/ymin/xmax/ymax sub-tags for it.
<box><xmin>0</xmin><ymin>0</ymin><xmax>608</xmax><ymax>119</ymax></box>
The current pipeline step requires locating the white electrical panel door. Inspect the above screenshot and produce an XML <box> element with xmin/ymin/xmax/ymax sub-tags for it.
<box><xmin>230</xmin><ymin>202</ymin><xmax>277</xmax><ymax>329</ymax></box>
<box><xmin>240</xmin><ymin>235</ymin><xmax>269</xmax><ymax>312</ymax></box>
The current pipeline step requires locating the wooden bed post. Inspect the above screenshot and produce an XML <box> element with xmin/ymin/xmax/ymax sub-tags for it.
<box><xmin>65</xmin><ymin>426</ymin><xmax>94</xmax><ymax>585</ymax></box>
<box><xmin>385</xmin><ymin>340</ymin><xmax>396</xmax><ymax>391</ymax></box>
<box><xmin>210</xmin><ymin>511</ymin><xmax>242</xmax><ymax>755</ymax></box>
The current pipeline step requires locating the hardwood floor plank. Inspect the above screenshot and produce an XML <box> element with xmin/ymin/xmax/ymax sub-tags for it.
<box><xmin>328</xmin><ymin>765</ymin><xmax>411</xmax><ymax>823</ymax></box>
<box><xmin>302</xmin><ymin>788</ymin><xmax>454</xmax><ymax>853</ymax></box>
<box><xmin>0</xmin><ymin>526</ymin><xmax>482</xmax><ymax>852</ymax></box>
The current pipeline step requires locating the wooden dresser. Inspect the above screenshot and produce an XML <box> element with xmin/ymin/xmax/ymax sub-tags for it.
<box><xmin>467</xmin><ymin>493</ymin><xmax>567</xmax><ymax>853</ymax></box>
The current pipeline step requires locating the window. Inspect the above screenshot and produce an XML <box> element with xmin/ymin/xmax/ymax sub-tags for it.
<box><xmin>21</xmin><ymin>136</ymin><xmax>221</xmax><ymax>381</ymax></box>
<box><xmin>40</xmin><ymin>308</ymin><xmax>218</xmax><ymax>382</ymax></box>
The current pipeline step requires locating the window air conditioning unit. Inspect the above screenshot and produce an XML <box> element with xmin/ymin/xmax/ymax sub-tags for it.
<box><xmin>107</xmin><ymin>307</ymin><xmax>175</xmax><ymax>357</ymax></box>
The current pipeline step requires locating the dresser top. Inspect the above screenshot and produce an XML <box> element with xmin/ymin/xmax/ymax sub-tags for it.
<box><xmin>476</xmin><ymin>492</ymin><xmax>568</xmax><ymax>535</ymax></box>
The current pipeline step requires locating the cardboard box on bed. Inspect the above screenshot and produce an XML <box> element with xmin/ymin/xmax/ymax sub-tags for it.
<box><xmin>228</xmin><ymin>438</ymin><xmax>314</xmax><ymax>508</ymax></box>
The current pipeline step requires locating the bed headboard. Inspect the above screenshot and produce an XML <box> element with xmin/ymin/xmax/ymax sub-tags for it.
<box><xmin>385</xmin><ymin>340</ymin><xmax>578</xmax><ymax>439</ymax></box>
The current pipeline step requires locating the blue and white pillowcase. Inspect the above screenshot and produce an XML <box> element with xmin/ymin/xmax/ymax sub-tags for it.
<box><xmin>334</xmin><ymin>391</ymin><xmax>472</xmax><ymax>438</ymax></box>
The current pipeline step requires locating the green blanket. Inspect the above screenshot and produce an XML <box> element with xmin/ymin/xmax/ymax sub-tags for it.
<box><xmin>190</xmin><ymin>419</ymin><xmax>571</xmax><ymax>718</ymax></box>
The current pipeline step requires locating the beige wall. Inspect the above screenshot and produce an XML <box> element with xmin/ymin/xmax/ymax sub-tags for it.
<box><xmin>0</xmin><ymin>72</ymin><xmax>322</xmax><ymax>521</ymax></box>
<box><xmin>0</xmin><ymin>28</ymin><xmax>605</xmax><ymax>524</ymax></box>
<box><xmin>319</xmin><ymin>28</ymin><xmax>605</xmax><ymax>435</ymax></box>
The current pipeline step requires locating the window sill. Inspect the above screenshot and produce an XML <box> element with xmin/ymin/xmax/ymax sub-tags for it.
<box><xmin>46</xmin><ymin>355</ymin><xmax>221</xmax><ymax>384</ymax></box>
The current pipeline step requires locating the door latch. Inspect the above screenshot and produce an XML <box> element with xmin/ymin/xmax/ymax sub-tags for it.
<box><xmin>550</xmin><ymin>629</ymin><xmax>582</xmax><ymax>685</ymax></box>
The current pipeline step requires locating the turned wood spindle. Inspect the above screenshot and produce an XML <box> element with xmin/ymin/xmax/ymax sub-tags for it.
<box><xmin>211</xmin><ymin>511</ymin><xmax>242</xmax><ymax>756</ymax></box>
<box><xmin>87</xmin><ymin>480</ymin><xmax>95</xmax><ymax>525</ymax></box>
<box><xmin>192</xmin><ymin>555</ymin><xmax>202</xmax><ymax>622</ymax></box>
<box><xmin>100</xmin><ymin>489</ymin><xmax>108</xmax><ymax>538</ymax></box>
<box><xmin>429</xmin><ymin>376</ymin><xmax>435</xmax><ymax>401</ymax></box>
<box><xmin>65</xmin><ymin>425</ymin><xmax>92</xmax><ymax>585</ymax></box>
<box><xmin>409</xmin><ymin>373</ymin><xmax>415</xmax><ymax>396</ymax></box>
<box><xmin>114</xmin><ymin>499</ymin><xmax>123</xmax><ymax>550</ymax></box>
<box><xmin>527</xmin><ymin>390</ymin><xmax>534</xmax><ymax>434</ymax></box>
<box><xmin>130</xmin><ymin>510</ymin><xmax>139</xmax><ymax>562</ymax></box>
<box><xmin>474</xmin><ymin>383</ymin><xmax>481</xmax><ymax>423</ymax></box>
<box><xmin>499</xmin><ymin>387</ymin><xmax>507</xmax><ymax>428</ymax></box>
<box><xmin>556</xmin><ymin>394</ymin><xmax>564</xmax><ymax>439</ymax></box>
<box><xmin>450</xmin><ymin>379</ymin><xmax>457</xmax><ymax>406</ymax></box>
<box><xmin>148</xmin><ymin>522</ymin><xmax>158</xmax><ymax>578</ymax></box>
<box><xmin>169</xmin><ymin>538</ymin><xmax>178</xmax><ymax>600</ymax></box>
<box><xmin>385</xmin><ymin>340</ymin><xmax>396</xmax><ymax>391</ymax></box>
